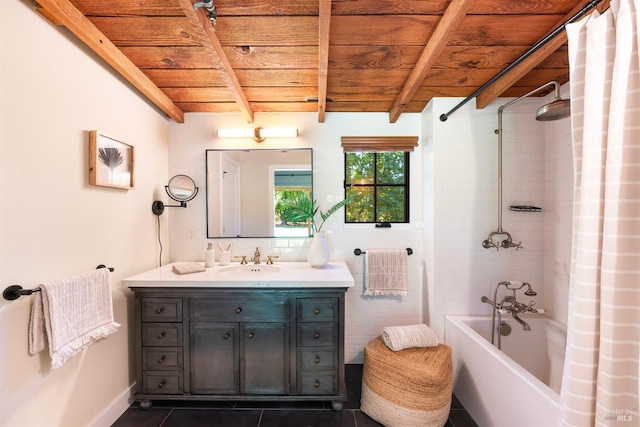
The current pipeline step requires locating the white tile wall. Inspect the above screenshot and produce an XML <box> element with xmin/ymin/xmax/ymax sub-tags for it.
<box><xmin>167</xmin><ymin>95</ymin><xmax>573</xmax><ymax>362</ymax></box>
<box><xmin>168</xmin><ymin>112</ymin><xmax>423</xmax><ymax>363</ymax></box>
<box><xmin>423</xmin><ymin>98</ymin><xmax>548</xmax><ymax>336</ymax></box>
<box><xmin>543</xmin><ymin>85</ymin><xmax>573</xmax><ymax>324</ymax></box>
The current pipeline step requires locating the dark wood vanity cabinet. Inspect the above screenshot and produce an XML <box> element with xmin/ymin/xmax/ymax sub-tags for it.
<box><xmin>132</xmin><ymin>288</ymin><xmax>347</xmax><ymax>410</ymax></box>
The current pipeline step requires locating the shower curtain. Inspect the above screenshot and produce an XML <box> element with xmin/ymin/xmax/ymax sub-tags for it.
<box><xmin>560</xmin><ymin>0</ymin><xmax>640</xmax><ymax>425</ymax></box>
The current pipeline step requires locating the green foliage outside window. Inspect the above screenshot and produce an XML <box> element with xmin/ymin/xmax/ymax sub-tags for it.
<box><xmin>345</xmin><ymin>152</ymin><xmax>409</xmax><ymax>223</ymax></box>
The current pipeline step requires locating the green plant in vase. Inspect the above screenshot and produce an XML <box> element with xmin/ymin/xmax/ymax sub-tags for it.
<box><xmin>280</xmin><ymin>193</ymin><xmax>356</xmax><ymax>267</ymax></box>
<box><xmin>280</xmin><ymin>193</ymin><xmax>356</xmax><ymax>235</ymax></box>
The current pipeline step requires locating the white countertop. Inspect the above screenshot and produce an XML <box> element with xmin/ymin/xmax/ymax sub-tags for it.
<box><xmin>123</xmin><ymin>261</ymin><xmax>355</xmax><ymax>289</ymax></box>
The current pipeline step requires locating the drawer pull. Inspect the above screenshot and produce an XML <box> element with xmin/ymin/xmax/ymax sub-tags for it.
<box><xmin>314</xmin><ymin>308</ymin><xmax>321</xmax><ymax>315</ymax></box>
<box><xmin>223</xmin><ymin>332</ymin><xmax>230</xmax><ymax>339</ymax></box>
<box><xmin>314</xmin><ymin>357</ymin><xmax>321</xmax><ymax>364</ymax></box>
<box><xmin>314</xmin><ymin>333</ymin><xmax>320</xmax><ymax>339</ymax></box>
<box><xmin>157</xmin><ymin>331</ymin><xmax>166</xmax><ymax>340</ymax></box>
<box><xmin>314</xmin><ymin>381</ymin><xmax>320</xmax><ymax>388</ymax></box>
<box><xmin>248</xmin><ymin>332</ymin><xmax>254</xmax><ymax>339</ymax></box>
<box><xmin>155</xmin><ymin>307</ymin><xmax>164</xmax><ymax>314</ymax></box>
<box><xmin>157</xmin><ymin>355</ymin><xmax>166</xmax><ymax>364</ymax></box>
<box><xmin>158</xmin><ymin>379</ymin><xmax>166</xmax><ymax>389</ymax></box>
<box><xmin>235</xmin><ymin>307</ymin><xmax>242</xmax><ymax>314</ymax></box>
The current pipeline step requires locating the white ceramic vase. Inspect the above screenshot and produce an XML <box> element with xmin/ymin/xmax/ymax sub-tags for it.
<box><xmin>307</xmin><ymin>233</ymin><xmax>330</xmax><ymax>268</ymax></box>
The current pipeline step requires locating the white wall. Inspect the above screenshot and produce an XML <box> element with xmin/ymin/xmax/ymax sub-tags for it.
<box><xmin>422</xmin><ymin>98</ymin><xmax>548</xmax><ymax>335</ymax></box>
<box><xmin>166</xmin><ymin>102</ymin><xmax>567</xmax><ymax>362</ymax></box>
<box><xmin>0</xmin><ymin>1</ymin><xmax>170</xmax><ymax>426</ymax></box>
<box><xmin>167</xmin><ymin>112</ymin><xmax>424</xmax><ymax>362</ymax></box>
<box><xmin>543</xmin><ymin>85</ymin><xmax>573</xmax><ymax>324</ymax></box>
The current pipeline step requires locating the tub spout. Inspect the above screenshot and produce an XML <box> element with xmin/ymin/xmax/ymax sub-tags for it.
<box><xmin>511</xmin><ymin>312</ymin><xmax>531</xmax><ymax>331</ymax></box>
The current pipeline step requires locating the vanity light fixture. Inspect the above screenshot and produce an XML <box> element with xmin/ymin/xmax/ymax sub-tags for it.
<box><xmin>217</xmin><ymin>127</ymin><xmax>298</xmax><ymax>143</ymax></box>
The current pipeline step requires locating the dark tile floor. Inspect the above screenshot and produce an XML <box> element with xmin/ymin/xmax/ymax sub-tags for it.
<box><xmin>112</xmin><ymin>365</ymin><xmax>478</xmax><ymax>427</ymax></box>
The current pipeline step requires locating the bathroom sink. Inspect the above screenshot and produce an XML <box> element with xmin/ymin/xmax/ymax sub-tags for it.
<box><xmin>217</xmin><ymin>265</ymin><xmax>282</xmax><ymax>275</ymax></box>
<box><xmin>123</xmin><ymin>261</ymin><xmax>355</xmax><ymax>288</ymax></box>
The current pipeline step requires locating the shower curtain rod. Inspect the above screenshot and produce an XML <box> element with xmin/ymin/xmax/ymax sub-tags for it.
<box><xmin>439</xmin><ymin>0</ymin><xmax>603</xmax><ymax>122</ymax></box>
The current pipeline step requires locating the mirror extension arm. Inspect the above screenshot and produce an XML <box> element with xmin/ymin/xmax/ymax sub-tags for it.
<box><xmin>152</xmin><ymin>174</ymin><xmax>199</xmax><ymax>216</ymax></box>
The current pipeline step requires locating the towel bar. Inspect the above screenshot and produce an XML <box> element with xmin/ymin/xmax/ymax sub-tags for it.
<box><xmin>354</xmin><ymin>248</ymin><xmax>413</xmax><ymax>256</ymax></box>
<box><xmin>2</xmin><ymin>265</ymin><xmax>115</xmax><ymax>301</ymax></box>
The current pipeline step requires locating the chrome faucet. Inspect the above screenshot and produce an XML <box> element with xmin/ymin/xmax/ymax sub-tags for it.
<box><xmin>482</xmin><ymin>230</ymin><xmax>523</xmax><ymax>251</ymax></box>
<box><xmin>481</xmin><ymin>281</ymin><xmax>538</xmax><ymax>346</ymax></box>
<box><xmin>252</xmin><ymin>247</ymin><xmax>261</xmax><ymax>264</ymax></box>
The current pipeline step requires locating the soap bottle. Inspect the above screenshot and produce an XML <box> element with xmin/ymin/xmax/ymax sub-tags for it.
<box><xmin>204</xmin><ymin>243</ymin><xmax>215</xmax><ymax>268</ymax></box>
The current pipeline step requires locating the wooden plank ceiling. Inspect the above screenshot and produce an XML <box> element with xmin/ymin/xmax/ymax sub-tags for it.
<box><xmin>35</xmin><ymin>0</ymin><xmax>607</xmax><ymax>124</ymax></box>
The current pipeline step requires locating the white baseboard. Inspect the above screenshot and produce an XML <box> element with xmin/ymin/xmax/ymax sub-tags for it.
<box><xmin>90</xmin><ymin>383</ymin><xmax>136</xmax><ymax>427</ymax></box>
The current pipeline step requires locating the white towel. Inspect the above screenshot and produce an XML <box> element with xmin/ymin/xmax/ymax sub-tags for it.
<box><xmin>29</xmin><ymin>268</ymin><xmax>120</xmax><ymax>369</ymax></box>
<box><xmin>382</xmin><ymin>324</ymin><xmax>438</xmax><ymax>351</ymax></box>
<box><xmin>172</xmin><ymin>262</ymin><xmax>206</xmax><ymax>275</ymax></box>
<box><xmin>364</xmin><ymin>249</ymin><xmax>408</xmax><ymax>296</ymax></box>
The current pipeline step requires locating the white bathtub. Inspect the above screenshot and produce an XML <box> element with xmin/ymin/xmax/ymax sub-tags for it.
<box><xmin>445</xmin><ymin>314</ymin><xmax>566</xmax><ymax>427</ymax></box>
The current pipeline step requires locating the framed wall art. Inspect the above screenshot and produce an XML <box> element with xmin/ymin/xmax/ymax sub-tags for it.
<box><xmin>89</xmin><ymin>130</ymin><xmax>135</xmax><ymax>190</ymax></box>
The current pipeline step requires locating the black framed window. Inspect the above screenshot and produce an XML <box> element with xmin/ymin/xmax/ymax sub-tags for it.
<box><xmin>344</xmin><ymin>151</ymin><xmax>409</xmax><ymax>223</ymax></box>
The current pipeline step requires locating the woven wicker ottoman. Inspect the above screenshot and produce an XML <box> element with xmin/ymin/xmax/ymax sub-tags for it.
<box><xmin>361</xmin><ymin>336</ymin><xmax>452</xmax><ymax>427</ymax></box>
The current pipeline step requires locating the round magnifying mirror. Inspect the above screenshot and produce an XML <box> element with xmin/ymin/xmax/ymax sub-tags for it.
<box><xmin>166</xmin><ymin>174</ymin><xmax>198</xmax><ymax>202</ymax></box>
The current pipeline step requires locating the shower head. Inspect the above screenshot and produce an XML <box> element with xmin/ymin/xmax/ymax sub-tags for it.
<box><xmin>536</xmin><ymin>97</ymin><xmax>571</xmax><ymax>121</ymax></box>
<box><xmin>523</xmin><ymin>283</ymin><xmax>537</xmax><ymax>296</ymax></box>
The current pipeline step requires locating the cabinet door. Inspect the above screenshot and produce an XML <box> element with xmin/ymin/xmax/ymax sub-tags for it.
<box><xmin>241</xmin><ymin>323</ymin><xmax>290</xmax><ymax>395</ymax></box>
<box><xmin>190</xmin><ymin>322</ymin><xmax>239</xmax><ymax>394</ymax></box>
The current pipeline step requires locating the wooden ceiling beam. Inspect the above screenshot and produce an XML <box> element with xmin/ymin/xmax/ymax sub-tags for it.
<box><xmin>388</xmin><ymin>0</ymin><xmax>473</xmax><ymax>123</ymax></box>
<box><xmin>35</xmin><ymin>0</ymin><xmax>184</xmax><ymax>123</ymax></box>
<box><xmin>317</xmin><ymin>0</ymin><xmax>331</xmax><ymax>123</ymax></box>
<box><xmin>175</xmin><ymin>0</ymin><xmax>254</xmax><ymax>123</ymax></box>
<box><xmin>475</xmin><ymin>0</ymin><xmax>609</xmax><ymax>109</ymax></box>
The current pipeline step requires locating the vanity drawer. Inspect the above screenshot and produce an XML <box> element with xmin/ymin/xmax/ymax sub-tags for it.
<box><xmin>142</xmin><ymin>347</ymin><xmax>183</xmax><ymax>370</ymax></box>
<box><xmin>297</xmin><ymin>298</ymin><xmax>337</xmax><ymax>322</ymax></box>
<box><xmin>297</xmin><ymin>323</ymin><xmax>337</xmax><ymax>347</ymax></box>
<box><xmin>143</xmin><ymin>371</ymin><xmax>184</xmax><ymax>394</ymax></box>
<box><xmin>141</xmin><ymin>298</ymin><xmax>182</xmax><ymax>322</ymax></box>
<box><xmin>190</xmin><ymin>297</ymin><xmax>288</xmax><ymax>322</ymax></box>
<box><xmin>142</xmin><ymin>323</ymin><xmax>183</xmax><ymax>346</ymax></box>
<box><xmin>297</xmin><ymin>348</ymin><xmax>337</xmax><ymax>370</ymax></box>
<box><xmin>297</xmin><ymin>372</ymin><xmax>338</xmax><ymax>395</ymax></box>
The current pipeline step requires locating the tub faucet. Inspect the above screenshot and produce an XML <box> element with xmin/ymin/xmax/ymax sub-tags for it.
<box><xmin>481</xmin><ymin>281</ymin><xmax>539</xmax><ymax>344</ymax></box>
<box><xmin>511</xmin><ymin>312</ymin><xmax>531</xmax><ymax>331</ymax></box>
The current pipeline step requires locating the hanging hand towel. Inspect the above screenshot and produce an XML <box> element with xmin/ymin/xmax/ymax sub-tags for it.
<box><xmin>29</xmin><ymin>267</ymin><xmax>120</xmax><ymax>369</ymax></box>
<box><xmin>382</xmin><ymin>324</ymin><xmax>438</xmax><ymax>351</ymax></box>
<box><xmin>172</xmin><ymin>262</ymin><xmax>206</xmax><ymax>275</ymax></box>
<box><xmin>364</xmin><ymin>249</ymin><xmax>408</xmax><ymax>296</ymax></box>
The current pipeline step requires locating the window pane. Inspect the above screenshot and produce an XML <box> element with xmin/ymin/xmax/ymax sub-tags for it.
<box><xmin>376</xmin><ymin>152</ymin><xmax>405</xmax><ymax>184</ymax></box>
<box><xmin>376</xmin><ymin>186</ymin><xmax>405</xmax><ymax>222</ymax></box>
<box><xmin>346</xmin><ymin>153</ymin><xmax>374</xmax><ymax>185</ymax></box>
<box><xmin>346</xmin><ymin>187</ymin><xmax>374</xmax><ymax>222</ymax></box>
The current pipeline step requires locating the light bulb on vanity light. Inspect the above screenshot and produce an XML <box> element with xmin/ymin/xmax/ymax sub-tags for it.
<box><xmin>217</xmin><ymin>127</ymin><xmax>298</xmax><ymax>142</ymax></box>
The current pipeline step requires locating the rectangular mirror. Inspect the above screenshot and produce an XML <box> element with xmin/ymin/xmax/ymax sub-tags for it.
<box><xmin>206</xmin><ymin>149</ymin><xmax>313</xmax><ymax>238</ymax></box>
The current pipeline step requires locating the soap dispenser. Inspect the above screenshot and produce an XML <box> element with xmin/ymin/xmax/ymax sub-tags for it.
<box><xmin>205</xmin><ymin>243</ymin><xmax>215</xmax><ymax>268</ymax></box>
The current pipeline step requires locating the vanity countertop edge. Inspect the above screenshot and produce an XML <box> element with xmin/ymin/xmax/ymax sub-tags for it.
<box><xmin>123</xmin><ymin>261</ymin><xmax>355</xmax><ymax>289</ymax></box>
